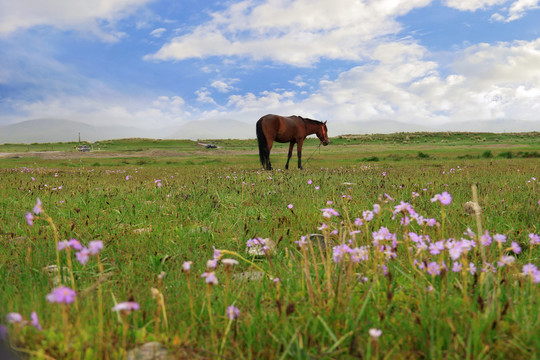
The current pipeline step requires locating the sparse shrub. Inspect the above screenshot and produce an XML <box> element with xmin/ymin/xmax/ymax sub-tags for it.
<box><xmin>498</xmin><ymin>151</ymin><xmax>513</xmax><ymax>159</ymax></box>
<box><xmin>365</xmin><ymin>156</ymin><xmax>379</xmax><ymax>162</ymax></box>
<box><xmin>417</xmin><ymin>152</ymin><xmax>430</xmax><ymax>158</ymax></box>
<box><xmin>481</xmin><ymin>150</ymin><xmax>493</xmax><ymax>158</ymax></box>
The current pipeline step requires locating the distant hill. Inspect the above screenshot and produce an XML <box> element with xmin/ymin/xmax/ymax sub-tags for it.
<box><xmin>168</xmin><ymin>119</ymin><xmax>254</xmax><ymax>140</ymax></box>
<box><xmin>0</xmin><ymin>118</ymin><xmax>538</xmax><ymax>144</ymax></box>
<box><xmin>0</xmin><ymin>119</ymin><xmax>162</xmax><ymax>144</ymax></box>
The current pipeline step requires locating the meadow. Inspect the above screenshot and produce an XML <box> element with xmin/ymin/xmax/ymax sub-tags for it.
<box><xmin>0</xmin><ymin>132</ymin><xmax>539</xmax><ymax>359</ymax></box>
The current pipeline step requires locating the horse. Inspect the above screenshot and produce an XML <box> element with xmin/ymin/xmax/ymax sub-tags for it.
<box><xmin>256</xmin><ymin>114</ymin><xmax>329</xmax><ymax>170</ymax></box>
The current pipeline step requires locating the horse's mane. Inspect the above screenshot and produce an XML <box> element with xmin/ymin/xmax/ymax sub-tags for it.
<box><xmin>296</xmin><ymin>116</ymin><xmax>324</xmax><ymax>125</ymax></box>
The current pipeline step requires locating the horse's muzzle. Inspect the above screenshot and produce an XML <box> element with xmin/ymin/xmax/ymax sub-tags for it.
<box><xmin>322</xmin><ymin>140</ymin><xmax>329</xmax><ymax>146</ymax></box>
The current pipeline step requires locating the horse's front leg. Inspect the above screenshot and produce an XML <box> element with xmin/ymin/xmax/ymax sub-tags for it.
<box><xmin>297</xmin><ymin>139</ymin><xmax>304</xmax><ymax>169</ymax></box>
<box><xmin>285</xmin><ymin>141</ymin><xmax>295</xmax><ymax>170</ymax></box>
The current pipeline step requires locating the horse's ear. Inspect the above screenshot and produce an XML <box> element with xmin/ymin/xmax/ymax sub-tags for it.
<box><xmin>323</xmin><ymin>121</ymin><xmax>327</xmax><ymax>125</ymax></box>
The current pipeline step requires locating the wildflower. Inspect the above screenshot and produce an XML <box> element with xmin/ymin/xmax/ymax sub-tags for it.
<box><xmin>332</xmin><ymin>244</ymin><xmax>351</xmax><ymax>263</ymax></box>
<box><xmin>350</xmin><ymin>246</ymin><xmax>369</xmax><ymax>262</ymax></box>
<box><xmin>426</xmin><ymin>262</ymin><xmax>441</xmax><ymax>276</ymax></box>
<box><xmin>272</xmin><ymin>278</ymin><xmax>280</xmax><ymax>283</ymax></box>
<box><xmin>46</xmin><ymin>286</ymin><xmax>77</xmax><ymax>304</ymax></box>
<box><xmin>25</xmin><ymin>212</ymin><xmax>34</xmax><ymax>226</ymax></box>
<box><xmin>412</xmin><ymin>191</ymin><xmax>420</xmax><ymax>198</ymax></box>
<box><xmin>68</xmin><ymin>238</ymin><xmax>82</xmax><ymax>250</ymax></box>
<box><xmin>424</xmin><ymin>218</ymin><xmax>437</xmax><ymax>227</ymax></box>
<box><xmin>529</xmin><ymin>233</ymin><xmax>540</xmax><ymax>245</ymax></box>
<box><xmin>369</xmin><ymin>328</ymin><xmax>382</xmax><ymax>339</ymax></box>
<box><xmin>182</xmin><ymin>261</ymin><xmax>192</xmax><ymax>272</ymax></box>
<box><xmin>464</xmin><ymin>228</ymin><xmax>475</xmax><ymax>239</ymax></box>
<box><xmin>76</xmin><ymin>247</ymin><xmax>90</xmax><ymax>265</ymax></box>
<box><xmin>125</xmin><ymin>175</ymin><xmax>130</xmax><ymax>180</ymax></box>
<box><xmin>315</xmin><ymin>186</ymin><xmax>320</xmax><ymax>190</ymax></box>
<box><xmin>206</xmin><ymin>259</ymin><xmax>217</xmax><ymax>269</ymax></box>
<box><xmin>308</xmin><ymin>179</ymin><xmax>312</xmax><ymax>185</ymax></box>
<box><xmin>497</xmin><ymin>255</ymin><xmax>515</xmax><ymax>268</ymax></box>
<box><xmin>510</xmin><ymin>241</ymin><xmax>522</xmax><ymax>254</ymax></box>
<box><xmin>480</xmin><ymin>231</ymin><xmax>492</xmax><ymax>246</ymax></box>
<box><xmin>221</xmin><ymin>258</ymin><xmax>239</xmax><ymax>266</ymax></box>
<box><xmin>362</xmin><ymin>210</ymin><xmax>374</xmax><ymax>221</ymax></box>
<box><xmin>468</xmin><ymin>263</ymin><xmax>476</xmax><ymax>275</ymax></box>
<box><xmin>5</xmin><ymin>313</ymin><xmax>23</xmax><ymax>324</ymax></box>
<box><xmin>212</xmin><ymin>246</ymin><xmax>221</xmax><ymax>260</ymax></box>
<box><xmin>226</xmin><ymin>305</ymin><xmax>240</xmax><ymax>320</ymax></box>
<box><xmin>202</xmin><ymin>271</ymin><xmax>218</xmax><ymax>285</ymax></box>
<box><xmin>326</xmin><ymin>200</ymin><xmax>333</xmax><ymax>205</ymax></box>
<box><xmin>295</xmin><ymin>236</ymin><xmax>308</xmax><ymax>248</ymax></box>
<box><xmin>31</xmin><ymin>312</ymin><xmax>42</xmax><ymax>331</ymax></box>
<box><xmin>522</xmin><ymin>264</ymin><xmax>539</xmax><ymax>276</ymax></box>
<box><xmin>481</xmin><ymin>262</ymin><xmax>496</xmax><ymax>273</ymax></box>
<box><xmin>321</xmin><ymin>208</ymin><xmax>340</xmax><ymax>218</ymax></box>
<box><xmin>33</xmin><ymin>198</ymin><xmax>43</xmax><ymax>214</ymax></box>
<box><xmin>373</xmin><ymin>204</ymin><xmax>381</xmax><ymax>214</ymax></box>
<box><xmin>431</xmin><ymin>191</ymin><xmax>452</xmax><ymax>205</ymax></box>
<box><xmin>318</xmin><ymin>223</ymin><xmax>328</xmax><ymax>230</ymax></box>
<box><xmin>112</xmin><ymin>301</ymin><xmax>140</xmax><ymax>313</ymax></box>
<box><xmin>452</xmin><ymin>261</ymin><xmax>462</xmax><ymax>272</ymax></box>
<box><xmin>493</xmin><ymin>234</ymin><xmax>507</xmax><ymax>243</ymax></box>
<box><xmin>287</xmin><ymin>204</ymin><xmax>293</xmax><ymax>209</ymax></box>
<box><xmin>88</xmin><ymin>240</ymin><xmax>104</xmax><ymax>255</ymax></box>
<box><xmin>354</xmin><ymin>218</ymin><xmax>363</xmax><ymax>226</ymax></box>
<box><xmin>429</xmin><ymin>241</ymin><xmax>445</xmax><ymax>255</ymax></box>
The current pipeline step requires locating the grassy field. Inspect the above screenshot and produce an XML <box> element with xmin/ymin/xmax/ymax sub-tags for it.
<box><xmin>0</xmin><ymin>132</ymin><xmax>539</xmax><ymax>359</ymax></box>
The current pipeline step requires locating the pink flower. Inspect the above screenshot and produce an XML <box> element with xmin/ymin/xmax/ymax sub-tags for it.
<box><xmin>369</xmin><ymin>328</ymin><xmax>382</xmax><ymax>339</ymax></box>
<box><xmin>510</xmin><ymin>241</ymin><xmax>522</xmax><ymax>254</ymax></box>
<box><xmin>31</xmin><ymin>312</ymin><xmax>42</xmax><ymax>331</ymax></box>
<box><xmin>431</xmin><ymin>191</ymin><xmax>452</xmax><ymax>205</ymax></box>
<box><xmin>25</xmin><ymin>212</ymin><xmax>34</xmax><ymax>226</ymax></box>
<box><xmin>287</xmin><ymin>204</ymin><xmax>293</xmax><ymax>209</ymax></box>
<box><xmin>226</xmin><ymin>305</ymin><xmax>240</xmax><ymax>320</ymax></box>
<box><xmin>493</xmin><ymin>234</ymin><xmax>507</xmax><ymax>243</ymax></box>
<box><xmin>182</xmin><ymin>261</ymin><xmax>192</xmax><ymax>272</ymax></box>
<box><xmin>88</xmin><ymin>240</ymin><xmax>103</xmax><ymax>255</ymax></box>
<box><xmin>46</xmin><ymin>286</ymin><xmax>77</xmax><ymax>304</ymax></box>
<box><xmin>68</xmin><ymin>238</ymin><xmax>82</xmax><ymax>250</ymax></box>
<box><xmin>321</xmin><ymin>208</ymin><xmax>340</xmax><ymax>218</ymax></box>
<box><xmin>529</xmin><ymin>233</ymin><xmax>540</xmax><ymax>245</ymax></box>
<box><xmin>76</xmin><ymin>247</ymin><xmax>90</xmax><ymax>265</ymax></box>
<box><xmin>33</xmin><ymin>198</ymin><xmax>43</xmax><ymax>215</ymax></box>
<box><xmin>112</xmin><ymin>301</ymin><xmax>140</xmax><ymax>313</ymax></box>
<box><xmin>202</xmin><ymin>271</ymin><xmax>218</xmax><ymax>285</ymax></box>
<box><xmin>5</xmin><ymin>313</ymin><xmax>23</xmax><ymax>324</ymax></box>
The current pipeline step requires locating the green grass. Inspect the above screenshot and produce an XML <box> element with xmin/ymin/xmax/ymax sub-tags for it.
<box><xmin>0</xmin><ymin>133</ymin><xmax>539</xmax><ymax>359</ymax></box>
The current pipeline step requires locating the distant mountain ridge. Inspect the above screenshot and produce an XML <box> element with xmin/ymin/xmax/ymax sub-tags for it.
<box><xmin>0</xmin><ymin>118</ymin><xmax>538</xmax><ymax>144</ymax></box>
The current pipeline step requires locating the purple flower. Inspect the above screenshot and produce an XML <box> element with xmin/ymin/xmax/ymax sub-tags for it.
<box><xmin>206</xmin><ymin>259</ymin><xmax>217</xmax><ymax>269</ymax></box>
<box><xmin>373</xmin><ymin>204</ymin><xmax>381</xmax><ymax>214</ymax></box>
<box><xmin>350</xmin><ymin>246</ymin><xmax>369</xmax><ymax>262</ymax></box>
<box><xmin>33</xmin><ymin>198</ymin><xmax>43</xmax><ymax>215</ymax></box>
<box><xmin>68</xmin><ymin>239</ymin><xmax>82</xmax><ymax>250</ymax></box>
<box><xmin>321</xmin><ymin>208</ymin><xmax>340</xmax><ymax>218</ymax></box>
<box><xmin>76</xmin><ymin>247</ymin><xmax>90</xmax><ymax>265</ymax></box>
<box><xmin>510</xmin><ymin>241</ymin><xmax>522</xmax><ymax>254</ymax></box>
<box><xmin>497</xmin><ymin>255</ymin><xmax>515</xmax><ymax>268</ymax></box>
<box><xmin>426</xmin><ymin>262</ymin><xmax>441</xmax><ymax>276</ymax></box>
<box><xmin>182</xmin><ymin>261</ymin><xmax>192</xmax><ymax>272</ymax></box>
<box><xmin>25</xmin><ymin>212</ymin><xmax>34</xmax><ymax>226</ymax></box>
<box><xmin>31</xmin><ymin>312</ymin><xmax>42</xmax><ymax>331</ymax></box>
<box><xmin>522</xmin><ymin>264</ymin><xmax>539</xmax><ymax>276</ymax></box>
<box><xmin>452</xmin><ymin>261</ymin><xmax>462</xmax><ymax>272</ymax></box>
<box><xmin>226</xmin><ymin>305</ymin><xmax>240</xmax><ymax>320</ymax></box>
<box><xmin>88</xmin><ymin>240</ymin><xmax>103</xmax><ymax>255</ymax></box>
<box><xmin>308</xmin><ymin>179</ymin><xmax>312</xmax><ymax>185</ymax></box>
<box><xmin>332</xmin><ymin>244</ymin><xmax>351</xmax><ymax>263</ymax></box>
<box><xmin>493</xmin><ymin>234</ymin><xmax>507</xmax><ymax>243</ymax></box>
<box><xmin>468</xmin><ymin>263</ymin><xmax>477</xmax><ymax>275</ymax></box>
<box><xmin>362</xmin><ymin>210</ymin><xmax>374</xmax><ymax>222</ymax></box>
<box><xmin>295</xmin><ymin>236</ymin><xmax>308</xmax><ymax>248</ymax></box>
<box><xmin>480</xmin><ymin>231</ymin><xmax>492</xmax><ymax>246</ymax></box>
<box><xmin>112</xmin><ymin>301</ymin><xmax>140</xmax><ymax>313</ymax></box>
<box><xmin>429</xmin><ymin>241</ymin><xmax>445</xmax><ymax>255</ymax></box>
<box><xmin>287</xmin><ymin>204</ymin><xmax>294</xmax><ymax>209</ymax></box>
<box><xmin>5</xmin><ymin>313</ymin><xmax>23</xmax><ymax>324</ymax></box>
<box><xmin>369</xmin><ymin>328</ymin><xmax>382</xmax><ymax>339</ymax></box>
<box><xmin>529</xmin><ymin>233</ymin><xmax>540</xmax><ymax>245</ymax></box>
<box><xmin>202</xmin><ymin>271</ymin><xmax>218</xmax><ymax>285</ymax></box>
<box><xmin>431</xmin><ymin>191</ymin><xmax>452</xmax><ymax>205</ymax></box>
<box><xmin>46</xmin><ymin>286</ymin><xmax>77</xmax><ymax>304</ymax></box>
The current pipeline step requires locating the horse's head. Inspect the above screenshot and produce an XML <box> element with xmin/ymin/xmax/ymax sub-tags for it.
<box><xmin>317</xmin><ymin>121</ymin><xmax>329</xmax><ymax>146</ymax></box>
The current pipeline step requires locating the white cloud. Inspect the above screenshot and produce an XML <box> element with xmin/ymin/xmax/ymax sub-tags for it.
<box><xmin>150</xmin><ymin>27</ymin><xmax>166</xmax><ymax>38</ymax></box>
<box><xmin>490</xmin><ymin>0</ymin><xmax>540</xmax><ymax>21</ymax></box>
<box><xmin>211</xmin><ymin>79</ymin><xmax>239</xmax><ymax>93</ymax></box>
<box><xmin>0</xmin><ymin>0</ymin><xmax>153</xmax><ymax>40</ymax></box>
<box><xmin>289</xmin><ymin>76</ymin><xmax>307</xmax><ymax>87</ymax></box>
<box><xmin>145</xmin><ymin>0</ymin><xmax>431</xmax><ymax>66</ymax></box>
<box><xmin>195</xmin><ymin>88</ymin><xmax>217</xmax><ymax>104</ymax></box>
<box><xmin>444</xmin><ymin>0</ymin><xmax>506</xmax><ymax>11</ymax></box>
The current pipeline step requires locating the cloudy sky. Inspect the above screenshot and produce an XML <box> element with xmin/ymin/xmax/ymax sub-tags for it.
<box><xmin>1</xmin><ymin>0</ymin><xmax>540</xmax><ymax>136</ymax></box>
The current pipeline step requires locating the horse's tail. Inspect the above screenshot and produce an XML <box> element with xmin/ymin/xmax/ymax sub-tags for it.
<box><xmin>256</xmin><ymin>119</ymin><xmax>269</xmax><ymax>169</ymax></box>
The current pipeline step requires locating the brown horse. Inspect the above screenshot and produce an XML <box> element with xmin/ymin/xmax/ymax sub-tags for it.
<box><xmin>256</xmin><ymin>114</ymin><xmax>329</xmax><ymax>170</ymax></box>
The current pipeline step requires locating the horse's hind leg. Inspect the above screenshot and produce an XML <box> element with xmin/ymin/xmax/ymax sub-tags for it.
<box><xmin>297</xmin><ymin>139</ymin><xmax>304</xmax><ymax>169</ymax></box>
<box><xmin>266</xmin><ymin>140</ymin><xmax>274</xmax><ymax>170</ymax></box>
<box><xmin>285</xmin><ymin>142</ymin><xmax>295</xmax><ymax>170</ymax></box>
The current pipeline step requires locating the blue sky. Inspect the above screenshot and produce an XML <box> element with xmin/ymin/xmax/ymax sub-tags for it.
<box><xmin>1</xmin><ymin>0</ymin><xmax>540</xmax><ymax>136</ymax></box>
